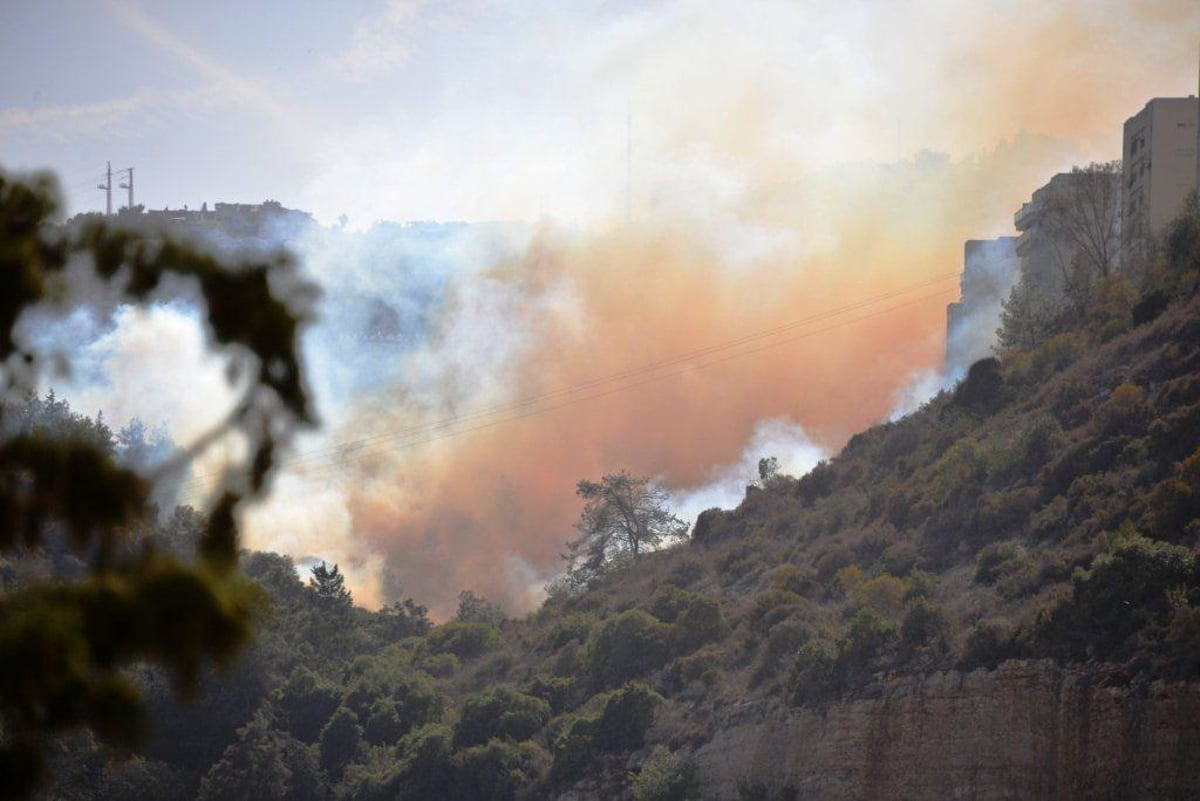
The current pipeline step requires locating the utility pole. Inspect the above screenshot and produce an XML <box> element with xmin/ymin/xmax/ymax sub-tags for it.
<box><xmin>118</xmin><ymin>167</ymin><xmax>134</xmax><ymax>211</ymax></box>
<box><xmin>97</xmin><ymin>161</ymin><xmax>112</xmax><ymax>216</ymax></box>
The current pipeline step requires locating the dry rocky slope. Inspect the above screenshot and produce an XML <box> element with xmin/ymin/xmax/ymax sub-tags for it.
<box><xmin>544</xmin><ymin>285</ymin><xmax>1200</xmax><ymax>800</ymax></box>
<box><xmin>696</xmin><ymin>660</ymin><xmax>1200</xmax><ymax>800</ymax></box>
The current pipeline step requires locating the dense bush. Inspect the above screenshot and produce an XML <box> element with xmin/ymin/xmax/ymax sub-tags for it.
<box><xmin>837</xmin><ymin>608</ymin><xmax>898</xmax><ymax>680</ymax></box>
<box><xmin>1146</xmin><ymin>449</ymin><xmax>1200</xmax><ymax>542</ymax></box>
<box><xmin>593</xmin><ymin>682</ymin><xmax>663</xmax><ymax>752</ymax></box>
<box><xmin>453</xmin><ymin>687</ymin><xmax>551</xmax><ymax>748</ymax></box>
<box><xmin>424</xmin><ymin>621</ymin><xmax>503</xmax><ymax>661</ymax></box>
<box><xmin>271</xmin><ymin>666</ymin><xmax>340</xmax><ymax>743</ymax></box>
<box><xmin>1044</xmin><ymin>535</ymin><xmax>1198</xmax><ymax>658</ymax></box>
<box><xmin>546</xmin><ymin>613</ymin><xmax>595</xmax><ymax>650</ymax></box>
<box><xmin>974</xmin><ymin>540</ymin><xmax>1027</xmax><ymax>586</ymax></box>
<box><xmin>197</xmin><ymin>713</ymin><xmax>325</xmax><ymax>801</ymax></box>
<box><xmin>549</xmin><ymin>714</ymin><xmax>600</xmax><ymax>785</ymax></box>
<box><xmin>788</xmin><ymin>641</ymin><xmax>837</xmax><ymax>706</ymax></box>
<box><xmin>795</xmin><ymin>460</ymin><xmax>836</xmax><ymax>506</ymax></box>
<box><xmin>452</xmin><ymin>739</ymin><xmax>550</xmax><ymax>801</ymax></box>
<box><xmin>632</xmin><ymin>745</ymin><xmax>698</xmax><ymax>801</ymax></box>
<box><xmin>900</xmin><ymin>600</ymin><xmax>948</xmax><ymax>654</ymax></box>
<box><xmin>587</xmin><ymin>609</ymin><xmax>674</xmax><ymax>689</ymax></box>
<box><xmin>651</xmin><ymin>589</ymin><xmax>728</xmax><ymax>653</ymax></box>
<box><xmin>389</xmin><ymin>723</ymin><xmax>455</xmax><ymax>801</ymax></box>
<box><xmin>549</xmin><ymin>682</ymin><xmax>663</xmax><ymax>785</ymax></box>
<box><xmin>318</xmin><ymin>706</ymin><xmax>363</xmax><ymax>779</ymax></box>
<box><xmin>960</xmin><ymin>619</ymin><xmax>1018</xmax><ymax>670</ymax></box>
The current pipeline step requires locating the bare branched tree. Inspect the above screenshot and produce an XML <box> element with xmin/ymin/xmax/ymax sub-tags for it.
<box><xmin>1044</xmin><ymin>161</ymin><xmax>1123</xmax><ymax>302</ymax></box>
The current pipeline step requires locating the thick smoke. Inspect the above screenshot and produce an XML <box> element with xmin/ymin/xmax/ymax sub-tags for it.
<box><xmin>28</xmin><ymin>0</ymin><xmax>1200</xmax><ymax>616</ymax></box>
<box><xmin>243</xmin><ymin>136</ymin><xmax>1087</xmax><ymax>616</ymax></box>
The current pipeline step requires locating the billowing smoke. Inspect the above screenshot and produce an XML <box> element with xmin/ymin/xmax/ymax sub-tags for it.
<box><xmin>671</xmin><ymin>417</ymin><xmax>827</xmax><ymax>526</ymax></box>
<box><xmin>24</xmin><ymin>0</ymin><xmax>1200</xmax><ymax>617</ymax></box>
<box><xmin>241</xmin><ymin>136</ymin><xmax>1085</xmax><ymax>616</ymax></box>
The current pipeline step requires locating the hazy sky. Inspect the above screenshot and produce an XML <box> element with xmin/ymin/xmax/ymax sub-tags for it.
<box><xmin>3</xmin><ymin>1</ymin><xmax>1198</xmax><ymax>226</ymax></box>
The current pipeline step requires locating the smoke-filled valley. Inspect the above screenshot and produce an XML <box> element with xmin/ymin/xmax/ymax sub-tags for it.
<box><xmin>5</xmin><ymin>3</ymin><xmax>1200</xmax><ymax>799</ymax></box>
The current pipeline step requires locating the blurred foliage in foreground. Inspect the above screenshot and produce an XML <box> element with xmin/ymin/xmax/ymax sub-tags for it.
<box><xmin>0</xmin><ymin>171</ymin><xmax>317</xmax><ymax>798</ymax></box>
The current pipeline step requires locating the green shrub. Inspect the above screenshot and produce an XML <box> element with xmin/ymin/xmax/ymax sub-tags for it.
<box><xmin>833</xmin><ymin>607</ymin><xmax>899</xmax><ymax>683</ymax></box>
<box><xmin>523</xmin><ymin>675</ymin><xmax>578</xmax><ymax>716</ymax></box>
<box><xmin>973</xmin><ymin>488</ymin><xmax>1040</xmax><ymax>548</ymax></box>
<box><xmin>587</xmin><ymin>609</ymin><xmax>673</xmax><ymax>689</ymax></box>
<box><xmin>546</xmin><ymin>613</ymin><xmax>595</xmax><ymax>651</ymax></box>
<box><xmin>900</xmin><ymin>600</ymin><xmax>948</xmax><ymax>654</ymax></box>
<box><xmin>931</xmin><ymin>439</ymin><xmax>988</xmax><ymax>506</ymax></box>
<box><xmin>452</xmin><ymin>739</ymin><xmax>549</xmax><ymax>801</ymax></box>
<box><xmin>1147</xmin><ymin>449</ymin><xmax>1200</xmax><ymax>542</ymax></box>
<box><xmin>357</xmin><ymin>671</ymin><xmax>448</xmax><ymax>743</ymax></box>
<box><xmin>424</xmin><ymin>621</ymin><xmax>503</xmax><ymax>661</ymax></box>
<box><xmin>735</xmin><ymin>777</ymin><xmax>770</xmax><ymax>801</ymax></box>
<box><xmin>750</xmin><ymin>589</ymin><xmax>808</xmax><ymax>635</ymax></box>
<box><xmin>667</xmin><ymin>559</ymin><xmax>706</xmax><ymax>588</ymax></box>
<box><xmin>651</xmin><ymin>589</ymin><xmax>727</xmax><ymax>653</ymax></box>
<box><xmin>666</xmin><ymin>645</ymin><xmax>721</xmax><ymax>692</ymax></box>
<box><xmin>1095</xmin><ymin>382</ymin><xmax>1148</xmax><ymax>437</ymax></box>
<box><xmin>856</xmin><ymin>573</ymin><xmax>907</xmax><ymax>617</ymax></box>
<box><xmin>974</xmin><ymin>540</ymin><xmax>1027</xmax><ymax>586</ymax></box>
<box><xmin>691</xmin><ymin>508</ymin><xmax>738</xmax><ymax>545</ymax></box>
<box><xmin>764</xmin><ymin>620</ymin><xmax>812</xmax><ymax>669</ymax></box>
<box><xmin>549</xmin><ymin>714</ymin><xmax>598</xmax><ymax>784</ymax></box>
<box><xmin>1147</xmin><ymin>404</ymin><xmax>1200</xmax><ymax>466</ymax></box>
<box><xmin>632</xmin><ymin>745</ymin><xmax>698</xmax><ymax>801</ymax></box>
<box><xmin>1061</xmin><ymin>535</ymin><xmax>1197</xmax><ymax>656</ymax></box>
<box><xmin>389</xmin><ymin>724</ymin><xmax>454</xmax><ymax>801</ymax></box>
<box><xmin>1167</xmin><ymin>605</ymin><xmax>1200</xmax><ymax>677</ymax></box>
<box><xmin>342</xmin><ymin>669</ymin><xmax>442</xmax><ymax>740</ymax></box>
<box><xmin>771</xmin><ymin>564</ymin><xmax>814</xmax><ymax>596</ymax></box>
<box><xmin>416</xmin><ymin>651</ymin><xmax>460</xmax><ymax>677</ymax></box>
<box><xmin>363</xmin><ymin>700</ymin><xmax>406</xmax><ymax>746</ymax></box>
<box><xmin>788</xmin><ymin>641</ymin><xmax>837</xmax><ymax>705</ymax></box>
<box><xmin>594</xmin><ymin>682</ymin><xmax>663</xmax><ymax>753</ymax></box>
<box><xmin>453</xmin><ymin>687</ymin><xmax>550</xmax><ymax>749</ymax></box>
<box><xmin>318</xmin><ymin>706</ymin><xmax>362</xmax><ymax>779</ymax></box>
<box><xmin>795</xmin><ymin>460</ymin><xmax>835</xmax><ymax>506</ymax></box>
<box><xmin>271</xmin><ymin>666</ymin><xmax>340</xmax><ymax>743</ymax></box>
<box><xmin>961</xmin><ymin>619</ymin><xmax>1016</xmax><ymax>670</ymax></box>
<box><xmin>1031</xmin><ymin>332</ymin><xmax>1086</xmax><ymax>378</ymax></box>
<box><xmin>901</xmin><ymin>570</ymin><xmax>938</xmax><ymax>603</ymax></box>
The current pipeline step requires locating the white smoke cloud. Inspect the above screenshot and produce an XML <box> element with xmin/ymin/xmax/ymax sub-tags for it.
<box><xmin>670</xmin><ymin>417</ymin><xmax>826</xmax><ymax>527</ymax></box>
<box><xmin>37</xmin><ymin>302</ymin><xmax>235</xmax><ymax>444</ymax></box>
<box><xmin>887</xmin><ymin>367</ymin><xmax>953</xmax><ymax>423</ymax></box>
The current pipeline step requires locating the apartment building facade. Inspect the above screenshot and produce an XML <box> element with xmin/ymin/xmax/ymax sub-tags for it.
<box><xmin>1122</xmin><ymin>97</ymin><xmax>1199</xmax><ymax>262</ymax></box>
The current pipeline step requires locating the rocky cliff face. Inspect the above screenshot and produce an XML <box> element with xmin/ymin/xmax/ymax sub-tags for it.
<box><xmin>694</xmin><ymin>660</ymin><xmax>1200</xmax><ymax>800</ymax></box>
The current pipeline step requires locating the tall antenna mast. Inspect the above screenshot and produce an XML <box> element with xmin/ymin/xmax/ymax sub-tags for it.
<box><xmin>98</xmin><ymin>161</ymin><xmax>112</xmax><ymax>216</ymax></box>
<box><xmin>118</xmin><ymin>167</ymin><xmax>134</xmax><ymax>210</ymax></box>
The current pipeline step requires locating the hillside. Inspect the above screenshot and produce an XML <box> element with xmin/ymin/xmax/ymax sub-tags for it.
<box><xmin>23</xmin><ymin>201</ymin><xmax>1200</xmax><ymax>800</ymax></box>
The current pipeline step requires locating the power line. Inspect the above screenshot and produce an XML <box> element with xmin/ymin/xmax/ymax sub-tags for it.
<box><xmin>267</xmin><ymin>286</ymin><xmax>957</xmax><ymax>487</ymax></box>
<box><xmin>180</xmin><ymin>275</ymin><xmax>958</xmax><ymax>490</ymax></box>
<box><xmin>183</xmin><ymin>271</ymin><xmax>956</xmax><ymax>486</ymax></box>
